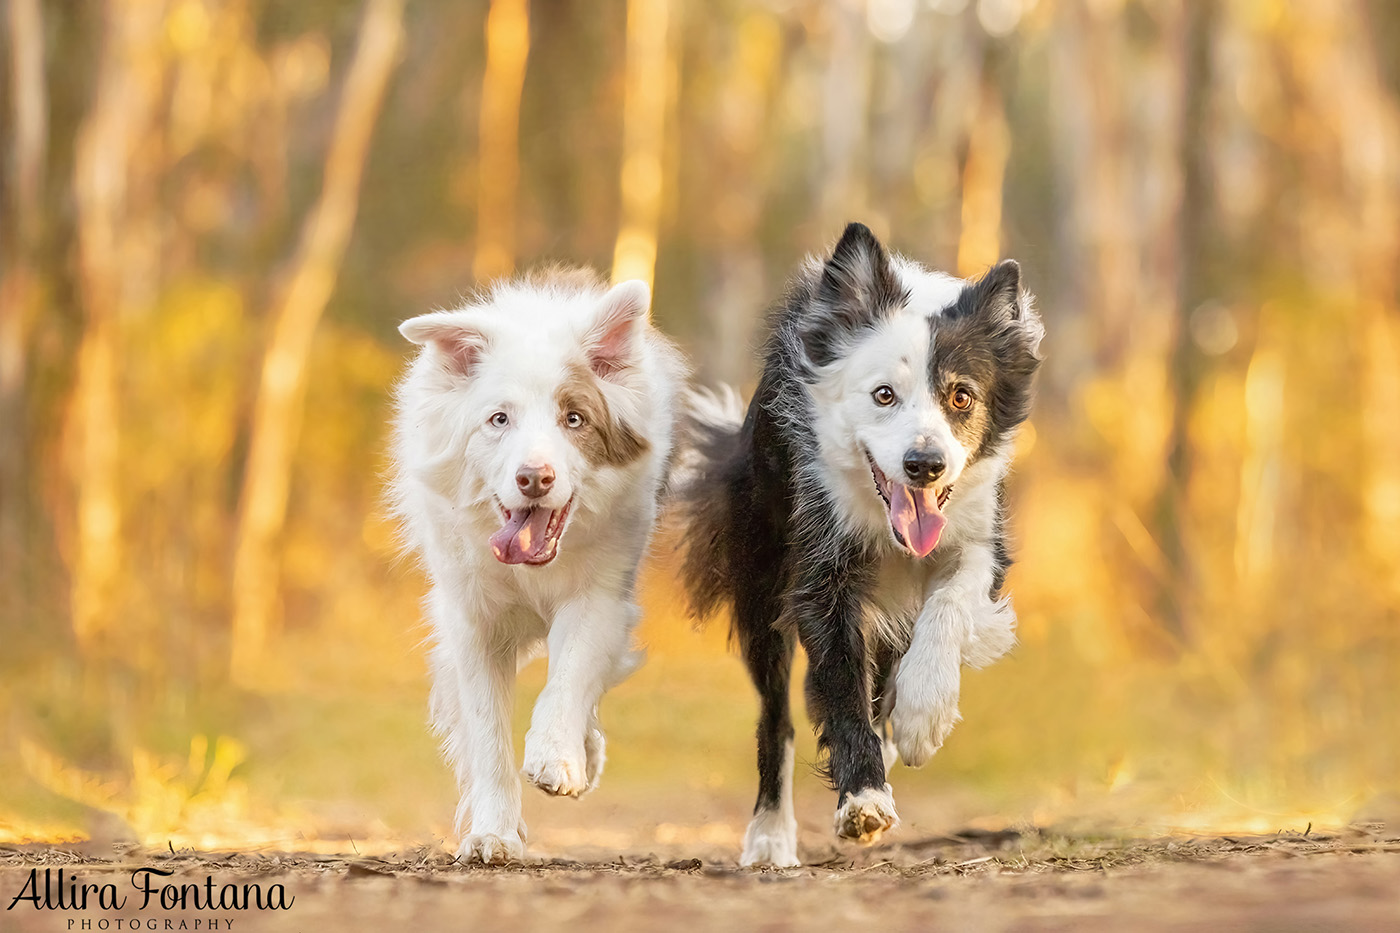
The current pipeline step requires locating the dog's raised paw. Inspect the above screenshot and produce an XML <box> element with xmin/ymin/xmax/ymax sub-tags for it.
<box><xmin>524</xmin><ymin>752</ymin><xmax>588</xmax><ymax>797</ymax></box>
<box><xmin>891</xmin><ymin>687</ymin><xmax>961</xmax><ymax>769</ymax></box>
<box><xmin>833</xmin><ymin>784</ymin><xmax>899</xmax><ymax>844</ymax></box>
<box><xmin>458</xmin><ymin>831</ymin><xmax>524</xmax><ymax>865</ymax></box>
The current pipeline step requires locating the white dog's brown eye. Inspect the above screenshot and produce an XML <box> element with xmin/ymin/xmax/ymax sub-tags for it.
<box><xmin>565</xmin><ymin>411</ymin><xmax>585</xmax><ymax>428</ymax></box>
<box><xmin>872</xmin><ymin>385</ymin><xmax>897</xmax><ymax>407</ymax></box>
<box><xmin>951</xmin><ymin>387</ymin><xmax>974</xmax><ymax>411</ymax></box>
<box><xmin>489</xmin><ymin>411</ymin><xmax>509</xmax><ymax>427</ymax></box>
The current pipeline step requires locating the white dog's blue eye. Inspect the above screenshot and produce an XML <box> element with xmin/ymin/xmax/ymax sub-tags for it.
<box><xmin>872</xmin><ymin>385</ymin><xmax>897</xmax><ymax>407</ymax></box>
<box><xmin>489</xmin><ymin>411</ymin><xmax>509</xmax><ymax>427</ymax></box>
<box><xmin>565</xmin><ymin>411</ymin><xmax>585</xmax><ymax>428</ymax></box>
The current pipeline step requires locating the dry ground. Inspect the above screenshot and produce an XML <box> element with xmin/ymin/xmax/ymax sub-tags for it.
<box><xmin>4</xmin><ymin>826</ymin><xmax>1399</xmax><ymax>932</ymax></box>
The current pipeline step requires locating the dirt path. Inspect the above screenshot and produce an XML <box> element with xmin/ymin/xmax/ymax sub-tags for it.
<box><xmin>4</xmin><ymin>829</ymin><xmax>1398</xmax><ymax>932</ymax></box>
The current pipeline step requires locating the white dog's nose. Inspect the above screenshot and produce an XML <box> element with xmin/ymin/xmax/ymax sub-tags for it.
<box><xmin>516</xmin><ymin>464</ymin><xmax>555</xmax><ymax>499</ymax></box>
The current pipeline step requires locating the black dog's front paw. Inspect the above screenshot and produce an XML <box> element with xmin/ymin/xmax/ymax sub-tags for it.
<box><xmin>833</xmin><ymin>784</ymin><xmax>899</xmax><ymax>844</ymax></box>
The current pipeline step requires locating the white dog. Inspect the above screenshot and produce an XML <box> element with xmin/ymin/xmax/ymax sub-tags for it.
<box><xmin>391</xmin><ymin>268</ymin><xmax>685</xmax><ymax>864</ymax></box>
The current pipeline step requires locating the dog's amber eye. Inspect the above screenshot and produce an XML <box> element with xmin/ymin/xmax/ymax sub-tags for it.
<box><xmin>565</xmin><ymin>411</ymin><xmax>585</xmax><ymax>428</ymax></box>
<box><xmin>950</xmin><ymin>388</ymin><xmax>974</xmax><ymax>411</ymax></box>
<box><xmin>872</xmin><ymin>385</ymin><xmax>897</xmax><ymax>407</ymax></box>
<box><xmin>489</xmin><ymin>411</ymin><xmax>509</xmax><ymax>427</ymax></box>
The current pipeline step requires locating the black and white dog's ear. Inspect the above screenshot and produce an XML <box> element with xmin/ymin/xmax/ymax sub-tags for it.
<box><xmin>585</xmin><ymin>279</ymin><xmax>651</xmax><ymax>381</ymax></box>
<box><xmin>817</xmin><ymin>222</ymin><xmax>905</xmax><ymax>314</ymax></box>
<box><xmin>400</xmin><ymin>312</ymin><xmax>491</xmax><ymax>378</ymax></box>
<box><xmin>971</xmin><ymin>259</ymin><xmax>1021</xmax><ymax>318</ymax></box>
<box><xmin>968</xmin><ymin>259</ymin><xmax>1045</xmax><ymax>362</ymax></box>
<box><xmin>802</xmin><ymin>222</ymin><xmax>906</xmax><ymax>367</ymax></box>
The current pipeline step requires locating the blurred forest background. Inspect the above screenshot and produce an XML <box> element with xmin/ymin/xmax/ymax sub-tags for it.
<box><xmin>2</xmin><ymin>0</ymin><xmax>1399</xmax><ymax>851</ymax></box>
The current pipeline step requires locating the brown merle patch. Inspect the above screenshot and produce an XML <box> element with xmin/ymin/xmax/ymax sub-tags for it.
<box><xmin>556</xmin><ymin>362</ymin><xmax>650</xmax><ymax>468</ymax></box>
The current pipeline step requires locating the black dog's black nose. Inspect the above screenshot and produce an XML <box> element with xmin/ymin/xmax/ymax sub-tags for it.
<box><xmin>903</xmin><ymin>449</ymin><xmax>946</xmax><ymax>485</ymax></box>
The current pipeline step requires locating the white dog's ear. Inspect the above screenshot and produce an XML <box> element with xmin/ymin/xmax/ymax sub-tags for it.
<box><xmin>585</xmin><ymin>280</ymin><xmax>650</xmax><ymax>380</ymax></box>
<box><xmin>399</xmin><ymin>313</ymin><xmax>490</xmax><ymax>378</ymax></box>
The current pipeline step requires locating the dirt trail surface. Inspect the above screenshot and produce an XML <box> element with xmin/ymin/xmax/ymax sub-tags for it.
<box><xmin>4</xmin><ymin>828</ymin><xmax>1398</xmax><ymax>932</ymax></box>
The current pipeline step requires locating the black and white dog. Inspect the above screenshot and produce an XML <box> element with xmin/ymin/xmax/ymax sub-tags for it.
<box><xmin>678</xmin><ymin>223</ymin><xmax>1043</xmax><ymax>867</ymax></box>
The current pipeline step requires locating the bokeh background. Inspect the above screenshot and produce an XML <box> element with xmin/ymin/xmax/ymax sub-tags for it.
<box><xmin>2</xmin><ymin>0</ymin><xmax>1398</xmax><ymax>853</ymax></box>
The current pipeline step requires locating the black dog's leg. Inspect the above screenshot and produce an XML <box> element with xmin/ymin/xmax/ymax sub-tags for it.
<box><xmin>746</xmin><ymin>621</ymin><xmax>795</xmax><ymax>816</ymax></box>
<box><xmin>791</xmin><ymin>552</ymin><xmax>897</xmax><ymax>843</ymax></box>
<box><xmin>735</xmin><ymin>582</ymin><xmax>798</xmax><ymax>866</ymax></box>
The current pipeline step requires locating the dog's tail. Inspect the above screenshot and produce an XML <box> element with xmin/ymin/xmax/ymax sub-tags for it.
<box><xmin>671</xmin><ymin>384</ymin><xmax>747</xmax><ymax>622</ymax></box>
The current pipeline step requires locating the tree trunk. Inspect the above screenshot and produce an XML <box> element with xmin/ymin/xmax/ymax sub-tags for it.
<box><xmin>67</xmin><ymin>0</ymin><xmax>166</xmax><ymax>652</ymax></box>
<box><xmin>956</xmin><ymin>55</ymin><xmax>1009</xmax><ymax>278</ymax></box>
<box><xmin>473</xmin><ymin>0</ymin><xmax>530</xmax><ymax>283</ymax></box>
<box><xmin>230</xmin><ymin>0</ymin><xmax>404</xmax><ymax>686</ymax></box>
<box><xmin>0</xmin><ymin>0</ymin><xmax>48</xmax><ymax>627</ymax></box>
<box><xmin>612</xmin><ymin>0</ymin><xmax>673</xmax><ymax>286</ymax></box>
<box><xmin>1155</xmin><ymin>0</ymin><xmax>1219</xmax><ymax>644</ymax></box>
<box><xmin>695</xmin><ymin>10</ymin><xmax>781</xmax><ymax>386</ymax></box>
<box><xmin>818</xmin><ymin>0</ymin><xmax>869</xmax><ymax>230</ymax></box>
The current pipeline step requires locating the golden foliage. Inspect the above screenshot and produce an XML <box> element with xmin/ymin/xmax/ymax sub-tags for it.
<box><xmin>2</xmin><ymin>0</ymin><xmax>1398</xmax><ymax>847</ymax></box>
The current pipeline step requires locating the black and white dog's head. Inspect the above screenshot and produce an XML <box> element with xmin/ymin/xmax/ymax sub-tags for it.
<box><xmin>791</xmin><ymin>223</ymin><xmax>1044</xmax><ymax>557</ymax></box>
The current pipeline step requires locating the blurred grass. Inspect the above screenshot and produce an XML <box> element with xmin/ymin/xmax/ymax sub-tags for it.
<box><xmin>5</xmin><ymin>551</ymin><xmax>1392</xmax><ymax>849</ymax></box>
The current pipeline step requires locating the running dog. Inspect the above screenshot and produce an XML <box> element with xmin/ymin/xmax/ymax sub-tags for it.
<box><xmin>678</xmin><ymin>223</ymin><xmax>1043</xmax><ymax>867</ymax></box>
<box><xmin>392</xmin><ymin>268</ymin><xmax>686</xmax><ymax>864</ymax></box>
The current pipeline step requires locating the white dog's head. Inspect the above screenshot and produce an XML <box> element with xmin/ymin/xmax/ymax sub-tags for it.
<box><xmin>397</xmin><ymin>272</ymin><xmax>655</xmax><ymax>566</ymax></box>
<box><xmin>798</xmin><ymin>223</ymin><xmax>1043</xmax><ymax>558</ymax></box>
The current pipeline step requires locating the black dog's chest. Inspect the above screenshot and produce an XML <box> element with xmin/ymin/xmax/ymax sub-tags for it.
<box><xmin>855</xmin><ymin>550</ymin><xmax>949</xmax><ymax>643</ymax></box>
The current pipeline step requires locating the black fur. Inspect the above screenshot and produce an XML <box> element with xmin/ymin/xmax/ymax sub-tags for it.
<box><xmin>801</xmin><ymin>223</ymin><xmax>910</xmax><ymax>368</ymax></box>
<box><xmin>929</xmin><ymin>259</ymin><xmax>1041</xmax><ymax>460</ymax></box>
<box><xmin>990</xmin><ymin>479</ymin><xmax>1012</xmax><ymax>598</ymax></box>
<box><xmin>679</xmin><ymin>223</ymin><xmax>1042</xmax><ymax>830</ymax></box>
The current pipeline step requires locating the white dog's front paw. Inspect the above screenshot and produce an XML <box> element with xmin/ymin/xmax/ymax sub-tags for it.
<box><xmin>833</xmin><ymin>784</ymin><xmax>899</xmax><ymax>844</ymax></box>
<box><xmin>740</xmin><ymin>808</ymin><xmax>800</xmax><ymax>868</ymax></box>
<box><xmin>458</xmin><ymin>830</ymin><xmax>525</xmax><ymax>865</ymax></box>
<box><xmin>523</xmin><ymin>731</ymin><xmax>589</xmax><ymax>797</ymax></box>
<box><xmin>891</xmin><ymin>680</ymin><xmax>961</xmax><ymax>769</ymax></box>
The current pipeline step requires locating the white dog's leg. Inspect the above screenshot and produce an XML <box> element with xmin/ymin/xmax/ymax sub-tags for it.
<box><xmin>523</xmin><ymin>594</ymin><xmax>640</xmax><ymax>797</ymax></box>
<box><xmin>892</xmin><ymin>543</ymin><xmax>1016</xmax><ymax>768</ymax></box>
<box><xmin>431</xmin><ymin>592</ymin><xmax>525</xmax><ymax>864</ymax></box>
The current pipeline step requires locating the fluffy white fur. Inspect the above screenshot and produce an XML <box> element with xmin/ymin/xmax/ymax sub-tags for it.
<box><xmin>391</xmin><ymin>272</ymin><xmax>685</xmax><ymax>864</ymax></box>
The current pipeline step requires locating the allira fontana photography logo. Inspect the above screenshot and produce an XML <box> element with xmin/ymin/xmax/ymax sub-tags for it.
<box><xmin>7</xmin><ymin>866</ymin><xmax>295</xmax><ymax>929</ymax></box>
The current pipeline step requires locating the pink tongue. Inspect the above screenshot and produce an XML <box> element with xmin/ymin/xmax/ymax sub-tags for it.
<box><xmin>888</xmin><ymin>483</ymin><xmax>946</xmax><ymax>558</ymax></box>
<box><xmin>489</xmin><ymin>507</ymin><xmax>555</xmax><ymax>564</ymax></box>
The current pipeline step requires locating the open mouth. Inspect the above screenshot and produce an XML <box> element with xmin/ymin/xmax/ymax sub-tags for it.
<box><xmin>489</xmin><ymin>497</ymin><xmax>574</xmax><ymax>566</ymax></box>
<box><xmin>865</xmin><ymin>450</ymin><xmax>950</xmax><ymax>559</ymax></box>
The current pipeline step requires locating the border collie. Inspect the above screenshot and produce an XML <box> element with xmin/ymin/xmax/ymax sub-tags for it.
<box><xmin>392</xmin><ymin>268</ymin><xmax>686</xmax><ymax>863</ymax></box>
<box><xmin>678</xmin><ymin>223</ymin><xmax>1043</xmax><ymax>867</ymax></box>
